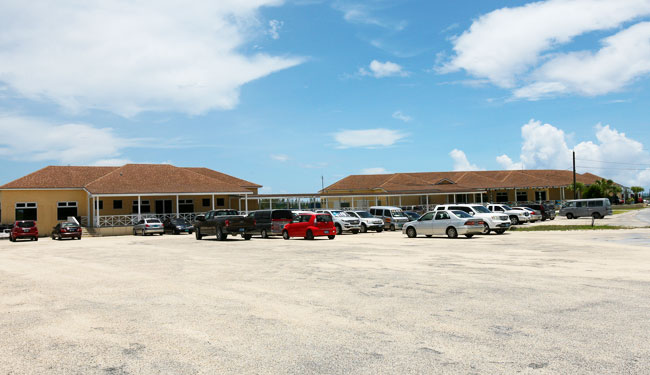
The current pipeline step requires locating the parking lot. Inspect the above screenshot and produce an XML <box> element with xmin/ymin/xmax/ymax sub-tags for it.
<box><xmin>1</xmin><ymin>228</ymin><xmax>650</xmax><ymax>374</ymax></box>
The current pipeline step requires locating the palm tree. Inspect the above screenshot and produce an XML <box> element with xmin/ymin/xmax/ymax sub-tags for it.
<box><xmin>566</xmin><ymin>182</ymin><xmax>585</xmax><ymax>199</ymax></box>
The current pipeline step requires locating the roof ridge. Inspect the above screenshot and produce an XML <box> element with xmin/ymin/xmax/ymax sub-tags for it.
<box><xmin>83</xmin><ymin>165</ymin><xmax>128</xmax><ymax>188</ymax></box>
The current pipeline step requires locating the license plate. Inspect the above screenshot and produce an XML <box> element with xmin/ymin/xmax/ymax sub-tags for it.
<box><xmin>324</xmin><ymin>230</ymin><xmax>329</xmax><ymax>234</ymax></box>
<box><xmin>239</xmin><ymin>228</ymin><xmax>245</xmax><ymax>232</ymax></box>
<box><xmin>23</xmin><ymin>228</ymin><xmax>29</xmax><ymax>232</ymax></box>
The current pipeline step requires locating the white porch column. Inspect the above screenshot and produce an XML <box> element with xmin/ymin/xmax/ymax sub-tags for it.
<box><xmin>176</xmin><ymin>195</ymin><xmax>179</xmax><ymax>218</ymax></box>
<box><xmin>561</xmin><ymin>186</ymin><xmax>565</xmax><ymax>201</ymax></box>
<box><xmin>514</xmin><ymin>188</ymin><xmax>518</xmax><ymax>206</ymax></box>
<box><xmin>425</xmin><ymin>195</ymin><xmax>429</xmax><ymax>210</ymax></box>
<box><xmin>245</xmin><ymin>194</ymin><xmax>249</xmax><ymax>214</ymax></box>
<box><xmin>238</xmin><ymin>198</ymin><xmax>241</xmax><ymax>211</ymax></box>
<box><xmin>269</xmin><ymin>199</ymin><xmax>272</xmax><ymax>210</ymax></box>
<box><xmin>375</xmin><ymin>196</ymin><xmax>378</xmax><ymax>205</ymax></box>
<box><xmin>399</xmin><ymin>196</ymin><xmax>402</xmax><ymax>207</ymax></box>
<box><xmin>87</xmin><ymin>194</ymin><xmax>91</xmax><ymax>226</ymax></box>
<box><xmin>453</xmin><ymin>194</ymin><xmax>457</xmax><ymax>204</ymax></box>
<box><xmin>95</xmin><ymin>196</ymin><xmax>100</xmax><ymax>227</ymax></box>
<box><xmin>298</xmin><ymin>199</ymin><xmax>301</xmax><ymax>210</ymax></box>
<box><xmin>212</xmin><ymin>194</ymin><xmax>215</xmax><ymax>210</ymax></box>
<box><xmin>480</xmin><ymin>192</ymin><xmax>484</xmax><ymax>204</ymax></box>
<box><xmin>137</xmin><ymin>195</ymin><xmax>142</xmax><ymax>221</ymax></box>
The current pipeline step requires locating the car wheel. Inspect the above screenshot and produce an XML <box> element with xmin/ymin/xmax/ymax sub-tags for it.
<box><xmin>465</xmin><ymin>234</ymin><xmax>474</xmax><ymax>238</ymax></box>
<box><xmin>243</xmin><ymin>234</ymin><xmax>252</xmax><ymax>240</ymax></box>
<box><xmin>51</xmin><ymin>234</ymin><xmax>56</xmax><ymax>240</ymax></box>
<box><xmin>335</xmin><ymin>224</ymin><xmax>343</xmax><ymax>235</ymax></box>
<box><xmin>566</xmin><ymin>213</ymin><xmax>574</xmax><ymax>220</ymax></box>
<box><xmin>174</xmin><ymin>230</ymin><xmax>180</xmax><ymax>235</ymax></box>
<box><xmin>261</xmin><ymin>229</ymin><xmax>268</xmax><ymax>238</ymax></box>
<box><xmin>376</xmin><ymin>228</ymin><xmax>383</xmax><ymax>233</ymax></box>
<box><xmin>360</xmin><ymin>224</ymin><xmax>367</xmax><ymax>233</ymax></box>
<box><xmin>34</xmin><ymin>237</ymin><xmax>38</xmax><ymax>241</ymax></box>
<box><xmin>482</xmin><ymin>223</ymin><xmax>490</xmax><ymax>235</ymax></box>
<box><xmin>446</xmin><ymin>227</ymin><xmax>458</xmax><ymax>239</ymax></box>
<box><xmin>282</xmin><ymin>230</ymin><xmax>290</xmax><ymax>240</ymax></box>
<box><xmin>592</xmin><ymin>212</ymin><xmax>601</xmax><ymax>219</ymax></box>
<box><xmin>305</xmin><ymin>230</ymin><xmax>314</xmax><ymax>240</ymax></box>
<box><xmin>425</xmin><ymin>235</ymin><xmax>432</xmax><ymax>238</ymax></box>
<box><xmin>390</xmin><ymin>224</ymin><xmax>395</xmax><ymax>231</ymax></box>
<box><xmin>406</xmin><ymin>227</ymin><xmax>417</xmax><ymax>238</ymax></box>
<box><xmin>495</xmin><ymin>229</ymin><xmax>506</xmax><ymax>234</ymax></box>
<box><xmin>327</xmin><ymin>235</ymin><xmax>335</xmax><ymax>240</ymax></box>
<box><xmin>216</xmin><ymin>228</ymin><xmax>226</xmax><ymax>241</ymax></box>
<box><xmin>141</xmin><ymin>229</ymin><xmax>146</xmax><ymax>236</ymax></box>
<box><xmin>510</xmin><ymin>216</ymin><xmax>519</xmax><ymax>225</ymax></box>
<box><xmin>9</xmin><ymin>235</ymin><xmax>15</xmax><ymax>242</ymax></box>
<box><xmin>195</xmin><ymin>229</ymin><xmax>203</xmax><ymax>240</ymax></box>
<box><xmin>550</xmin><ymin>217</ymin><xmax>555</xmax><ymax>221</ymax></box>
<box><xmin>351</xmin><ymin>229</ymin><xmax>359</xmax><ymax>234</ymax></box>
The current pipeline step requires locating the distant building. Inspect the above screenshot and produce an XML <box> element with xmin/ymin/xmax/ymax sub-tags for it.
<box><xmin>0</xmin><ymin>164</ymin><xmax>260</xmax><ymax>235</ymax></box>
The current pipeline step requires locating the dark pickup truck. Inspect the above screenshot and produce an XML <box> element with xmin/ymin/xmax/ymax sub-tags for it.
<box><xmin>194</xmin><ymin>210</ymin><xmax>256</xmax><ymax>241</ymax></box>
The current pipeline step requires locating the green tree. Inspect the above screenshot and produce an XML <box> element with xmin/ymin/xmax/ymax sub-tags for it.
<box><xmin>582</xmin><ymin>184</ymin><xmax>604</xmax><ymax>199</ymax></box>
<box><xmin>631</xmin><ymin>186</ymin><xmax>645</xmax><ymax>195</ymax></box>
<box><xmin>566</xmin><ymin>182</ymin><xmax>586</xmax><ymax>199</ymax></box>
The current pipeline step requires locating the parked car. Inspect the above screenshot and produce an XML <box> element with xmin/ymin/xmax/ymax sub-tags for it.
<box><xmin>434</xmin><ymin>204</ymin><xmax>511</xmax><ymax>234</ymax></box>
<box><xmin>520</xmin><ymin>203</ymin><xmax>555</xmax><ymax>221</ymax></box>
<box><xmin>369</xmin><ymin>206</ymin><xmax>410</xmax><ymax>231</ymax></box>
<box><xmin>402</xmin><ymin>210</ymin><xmax>485</xmax><ymax>239</ymax></box>
<box><xmin>515</xmin><ymin>207</ymin><xmax>542</xmax><ymax>222</ymax></box>
<box><xmin>248</xmin><ymin>209</ymin><xmax>294</xmax><ymax>238</ymax></box>
<box><xmin>194</xmin><ymin>209</ymin><xmax>256</xmax><ymax>241</ymax></box>
<box><xmin>282</xmin><ymin>213</ymin><xmax>336</xmax><ymax>240</ymax></box>
<box><xmin>133</xmin><ymin>218</ymin><xmax>164</xmax><ymax>236</ymax></box>
<box><xmin>163</xmin><ymin>217</ymin><xmax>194</xmax><ymax>235</ymax></box>
<box><xmin>51</xmin><ymin>222</ymin><xmax>82</xmax><ymax>240</ymax></box>
<box><xmin>347</xmin><ymin>211</ymin><xmax>384</xmax><ymax>233</ymax></box>
<box><xmin>315</xmin><ymin>210</ymin><xmax>360</xmax><ymax>234</ymax></box>
<box><xmin>559</xmin><ymin>198</ymin><xmax>613</xmax><ymax>219</ymax></box>
<box><xmin>404</xmin><ymin>211</ymin><xmax>421</xmax><ymax>222</ymax></box>
<box><xmin>0</xmin><ymin>228</ymin><xmax>10</xmax><ymax>240</ymax></box>
<box><xmin>487</xmin><ymin>204</ymin><xmax>529</xmax><ymax>225</ymax></box>
<box><xmin>9</xmin><ymin>220</ymin><xmax>39</xmax><ymax>242</ymax></box>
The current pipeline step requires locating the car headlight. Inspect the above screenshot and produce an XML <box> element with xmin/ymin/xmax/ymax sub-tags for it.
<box><xmin>491</xmin><ymin>215</ymin><xmax>500</xmax><ymax>220</ymax></box>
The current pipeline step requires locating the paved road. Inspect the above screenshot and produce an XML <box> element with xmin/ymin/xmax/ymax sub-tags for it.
<box><xmin>635</xmin><ymin>208</ymin><xmax>650</xmax><ymax>224</ymax></box>
<box><xmin>1</xmin><ymin>230</ymin><xmax>649</xmax><ymax>374</ymax></box>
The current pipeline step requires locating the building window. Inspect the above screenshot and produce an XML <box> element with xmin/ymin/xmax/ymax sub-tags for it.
<box><xmin>535</xmin><ymin>191</ymin><xmax>547</xmax><ymax>201</ymax></box>
<box><xmin>179</xmin><ymin>199</ymin><xmax>194</xmax><ymax>213</ymax></box>
<box><xmin>57</xmin><ymin>201</ymin><xmax>78</xmax><ymax>221</ymax></box>
<box><xmin>132</xmin><ymin>200</ymin><xmax>151</xmax><ymax>213</ymax></box>
<box><xmin>516</xmin><ymin>191</ymin><xmax>528</xmax><ymax>202</ymax></box>
<box><xmin>496</xmin><ymin>192</ymin><xmax>508</xmax><ymax>203</ymax></box>
<box><xmin>15</xmin><ymin>202</ymin><xmax>37</xmax><ymax>221</ymax></box>
<box><xmin>340</xmin><ymin>202</ymin><xmax>351</xmax><ymax>208</ymax></box>
<box><xmin>202</xmin><ymin>198</ymin><xmax>210</xmax><ymax>207</ymax></box>
<box><xmin>113</xmin><ymin>200</ymin><xmax>123</xmax><ymax>209</ymax></box>
<box><xmin>456</xmin><ymin>194</ymin><xmax>467</xmax><ymax>203</ymax></box>
<box><xmin>216</xmin><ymin>198</ymin><xmax>225</xmax><ymax>207</ymax></box>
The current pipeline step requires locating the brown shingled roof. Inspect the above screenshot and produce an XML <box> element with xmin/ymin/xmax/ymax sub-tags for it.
<box><xmin>323</xmin><ymin>169</ymin><xmax>610</xmax><ymax>193</ymax></box>
<box><xmin>0</xmin><ymin>164</ymin><xmax>260</xmax><ymax>194</ymax></box>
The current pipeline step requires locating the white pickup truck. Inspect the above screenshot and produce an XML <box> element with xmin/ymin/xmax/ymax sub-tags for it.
<box><xmin>487</xmin><ymin>204</ymin><xmax>529</xmax><ymax>225</ymax></box>
<box><xmin>434</xmin><ymin>204</ymin><xmax>511</xmax><ymax>234</ymax></box>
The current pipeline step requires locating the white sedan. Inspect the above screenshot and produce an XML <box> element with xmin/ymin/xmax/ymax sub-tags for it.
<box><xmin>515</xmin><ymin>207</ymin><xmax>542</xmax><ymax>222</ymax></box>
<box><xmin>402</xmin><ymin>210</ymin><xmax>485</xmax><ymax>239</ymax></box>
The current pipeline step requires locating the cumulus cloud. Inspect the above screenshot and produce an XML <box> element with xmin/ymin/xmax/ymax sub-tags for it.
<box><xmin>0</xmin><ymin>114</ymin><xmax>132</xmax><ymax>164</ymax></box>
<box><xmin>442</xmin><ymin>0</ymin><xmax>650</xmax><ymax>98</ymax></box>
<box><xmin>334</xmin><ymin>128</ymin><xmax>407</xmax><ymax>148</ymax></box>
<box><xmin>359</xmin><ymin>60</ymin><xmax>409</xmax><ymax>78</ymax></box>
<box><xmin>449</xmin><ymin>149</ymin><xmax>483</xmax><ymax>171</ymax></box>
<box><xmin>0</xmin><ymin>1</ymin><xmax>303</xmax><ymax>116</ymax></box>
<box><xmin>270</xmin><ymin>154</ymin><xmax>289</xmax><ymax>162</ymax></box>
<box><xmin>499</xmin><ymin>119</ymin><xmax>650</xmax><ymax>186</ymax></box>
<box><xmin>392</xmin><ymin>110</ymin><xmax>412</xmax><ymax>122</ymax></box>
<box><xmin>360</xmin><ymin>167</ymin><xmax>389</xmax><ymax>174</ymax></box>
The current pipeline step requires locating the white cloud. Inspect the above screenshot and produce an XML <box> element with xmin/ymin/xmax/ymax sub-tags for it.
<box><xmin>392</xmin><ymin>110</ymin><xmax>412</xmax><ymax>122</ymax></box>
<box><xmin>268</xmin><ymin>19</ymin><xmax>283</xmax><ymax>40</ymax></box>
<box><xmin>93</xmin><ymin>159</ymin><xmax>134</xmax><ymax>166</ymax></box>
<box><xmin>0</xmin><ymin>1</ymin><xmax>303</xmax><ymax>116</ymax></box>
<box><xmin>334</xmin><ymin>128</ymin><xmax>407</xmax><ymax>148</ymax></box>
<box><xmin>270</xmin><ymin>153</ymin><xmax>289</xmax><ymax>162</ymax></box>
<box><xmin>333</xmin><ymin>3</ymin><xmax>406</xmax><ymax>30</ymax></box>
<box><xmin>360</xmin><ymin>167</ymin><xmax>389</xmax><ymax>174</ymax></box>
<box><xmin>449</xmin><ymin>149</ymin><xmax>483</xmax><ymax>171</ymax></box>
<box><xmin>499</xmin><ymin>119</ymin><xmax>650</xmax><ymax>186</ymax></box>
<box><xmin>442</xmin><ymin>0</ymin><xmax>650</xmax><ymax>98</ymax></box>
<box><xmin>359</xmin><ymin>60</ymin><xmax>408</xmax><ymax>78</ymax></box>
<box><xmin>0</xmin><ymin>114</ymin><xmax>131</xmax><ymax>164</ymax></box>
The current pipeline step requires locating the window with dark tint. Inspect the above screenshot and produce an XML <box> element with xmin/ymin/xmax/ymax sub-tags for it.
<box><xmin>272</xmin><ymin>210</ymin><xmax>293</xmax><ymax>220</ymax></box>
<box><xmin>132</xmin><ymin>200</ymin><xmax>150</xmax><ymax>213</ymax></box>
<box><xmin>535</xmin><ymin>191</ymin><xmax>547</xmax><ymax>201</ymax></box>
<box><xmin>575</xmin><ymin>202</ymin><xmax>584</xmax><ymax>207</ymax></box>
<box><xmin>456</xmin><ymin>194</ymin><xmax>467</xmax><ymax>203</ymax></box>
<box><xmin>216</xmin><ymin>198</ymin><xmax>225</xmax><ymax>207</ymax></box>
<box><xmin>113</xmin><ymin>200</ymin><xmax>123</xmax><ymax>209</ymax></box>
<box><xmin>369</xmin><ymin>209</ymin><xmax>376</xmax><ymax>215</ymax></box>
<box><xmin>15</xmin><ymin>202</ymin><xmax>37</xmax><ymax>221</ymax></box>
<box><xmin>496</xmin><ymin>192</ymin><xmax>508</xmax><ymax>203</ymax></box>
<box><xmin>16</xmin><ymin>221</ymin><xmax>36</xmax><ymax>228</ymax></box>
<box><xmin>420</xmin><ymin>212</ymin><xmax>434</xmax><ymax>221</ymax></box>
<box><xmin>316</xmin><ymin>215</ymin><xmax>332</xmax><ymax>222</ymax></box>
<box><xmin>57</xmin><ymin>202</ymin><xmax>78</xmax><ymax>221</ymax></box>
<box><xmin>435</xmin><ymin>212</ymin><xmax>450</xmax><ymax>220</ymax></box>
<box><xmin>383</xmin><ymin>209</ymin><xmax>390</xmax><ymax>216</ymax></box>
<box><xmin>215</xmin><ymin>210</ymin><xmax>238</xmax><ymax>216</ymax></box>
<box><xmin>98</xmin><ymin>200</ymin><xmax>103</xmax><ymax>210</ymax></box>
<box><xmin>588</xmin><ymin>200</ymin><xmax>603</xmax><ymax>207</ymax></box>
<box><xmin>202</xmin><ymin>198</ymin><xmax>210</xmax><ymax>207</ymax></box>
<box><xmin>179</xmin><ymin>199</ymin><xmax>194</xmax><ymax>213</ymax></box>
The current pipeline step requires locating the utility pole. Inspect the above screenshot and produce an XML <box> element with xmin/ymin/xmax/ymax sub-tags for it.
<box><xmin>573</xmin><ymin>151</ymin><xmax>577</xmax><ymax>199</ymax></box>
<box><xmin>321</xmin><ymin>175</ymin><xmax>324</xmax><ymax>191</ymax></box>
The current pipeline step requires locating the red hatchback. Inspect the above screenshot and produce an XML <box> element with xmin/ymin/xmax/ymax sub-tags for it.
<box><xmin>10</xmin><ymin>220</ymin><xmax>39</xmax><ymax>242</ymax></box>
<box><xmin>282</xmin><ymin>213</ymin><xmax>336</xmax><ymax>240</ymax></box>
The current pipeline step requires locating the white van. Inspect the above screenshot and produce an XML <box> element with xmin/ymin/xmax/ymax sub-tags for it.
<box><xmin>369</xmin><ymin>206</ymin><xmax>409</xmax><ymax>231</ymax></box>
<box><xmin>559</xmin><ymin>198</ymin><xmax>612</xmax><ymax>219</ymax></box>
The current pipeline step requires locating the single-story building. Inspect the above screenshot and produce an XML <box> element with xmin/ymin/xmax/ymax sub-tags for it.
<box><xmin>317</xmin><ymin>169</ymin><xmax>616</xmax><ymax>210</ymax></box>
<box><xmin>0</xmin><ymin>164</ymin><xmax>261</xmax><ymax>236</ymax></box>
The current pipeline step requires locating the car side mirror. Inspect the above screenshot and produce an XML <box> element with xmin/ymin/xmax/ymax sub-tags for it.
<box><xmin>469</xmin><ymin>212</ymin><xmax>475</xmax><ymax>216</ymax></box>
<box><xmin>196</xmin><ymin>215</ymin><xmax>205</xmax><ymax>222</ymax></box>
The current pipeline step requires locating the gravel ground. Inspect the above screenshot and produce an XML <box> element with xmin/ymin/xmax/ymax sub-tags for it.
<box><xmin>525</xmin><ymin>207</ymin><xmax>650</xmax><ymax>228</ymax></box>
<box><xmin>1</xmin><ymin>229</ymin><xmax>649</xmax><ymax>374</ymax></box>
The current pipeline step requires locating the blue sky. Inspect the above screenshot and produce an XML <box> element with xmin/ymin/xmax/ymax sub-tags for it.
<box><xmin>1</xmin><ymin>0</ymin><xmax>650</xmax><ymax>193</ymax></box>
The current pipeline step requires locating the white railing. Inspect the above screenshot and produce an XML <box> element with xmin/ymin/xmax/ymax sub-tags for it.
<box><xmin>96</xmin><ymin>212</ymin><xmax>204</xmax><ymax>227</ymax></box>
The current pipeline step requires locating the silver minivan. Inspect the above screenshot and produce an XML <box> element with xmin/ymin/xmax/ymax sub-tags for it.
<box><xmin>559</xmin><ymin>198</ymin><xmax>612</xmax><ymax>219</ymax></box>
<box><xmin>369</xmin><ymin>206</ymin><xmax>409</xmax><ymax>231</ymax></box>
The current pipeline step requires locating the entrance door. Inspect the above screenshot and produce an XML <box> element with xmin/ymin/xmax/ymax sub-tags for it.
<box><xmin>155</xmin><ymin>200</ymin><xmax>173</xmax><ymax>215</ymax></box>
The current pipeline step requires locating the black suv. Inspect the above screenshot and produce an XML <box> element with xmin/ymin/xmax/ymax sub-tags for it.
<box><xmin>520</xmin><ymin>203</ymin><xmax>556</xmax><ymax>221</ymax></box>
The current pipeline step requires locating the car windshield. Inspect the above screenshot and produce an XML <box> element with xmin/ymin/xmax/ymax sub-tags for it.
<box><xmin>472</xmin><ymin>206</ymin><xmax>491</xmax><ymax>213</ymax></box>
<box><xmin>452</xmin><ymin>210</ymin><xmax>472</xmax><ymax>218</ymax></box>
<box><xmin>147</xmin><ymin>219</ymin><xmax>161</xmax><ymax>223</ymax></box>
<box><xmin>391</xmin><ymin>210</ymin><xmax>406</xmax><ymax>217</ymax></box>
<box><xmin>330</xmin><ymin>211</ymin><xmax>348</xmax><ymax>217</ymax></box>
<box><xmin>272</xmin><ymin>210</ymin><xmax>293</xmax><ymax>220</ymax></box>
<box><xmin>354</xmin><ymin>211</ymin><xmax>373</xmax><ymax>218</ymax></box>
<box><xmin>16</xmin><ymin>221</ymin><xmax>35</xmax><ymax>228</ymax></box>
<box><xmin>316</xmin><ymin>214</ymin><xmax>333</xmax><ymax>222</ymax></box>
<box><xmin>215</xmin><ymin>210</ymin><xmax>239</xmax><ymax>216</ymax></box>
<box><xmin>171</xmin><ymin>219</ymin><xmax>188</xmax><ymax>225</ymax></box>
<box><xmin>502</xmin><ymin>205</ymin><xmax>513</xmax><ymax>210</ymax></box>
<box><xmin>62</xmin><ymin>222</ymin><xmax>77</xmax><ymax>227</ymax></box>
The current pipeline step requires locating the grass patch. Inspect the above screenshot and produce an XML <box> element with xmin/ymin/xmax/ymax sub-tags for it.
<box><xmin>613</xmin><ymin>206</ymin><xmax>646</xmax><ymax>215</ymax></box>
<box><xmin>510</xmin><ymin>225</ymin><xmax>632</xmax><ymax>232</ymax></box>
